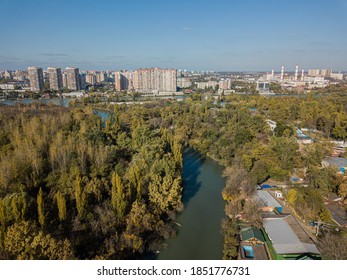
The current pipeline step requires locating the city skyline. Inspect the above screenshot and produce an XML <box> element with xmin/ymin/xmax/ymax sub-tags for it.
<box><xmin>1</xmin><ymin>0</ymin><xmax>347</xmax><ymax>71</ymax></box>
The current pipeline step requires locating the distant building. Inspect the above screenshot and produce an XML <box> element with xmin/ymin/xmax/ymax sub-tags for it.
<box><xmin>79</xmin><ymin>73</ymin><xmax>86</xmax><ymax>89</ymax></box>
<box><xmin>47</xmin><ymin>67</ymin><xmax>63</xmax><ymax>91</ymax></box>
<box><xmin>13</xmin><ymin>70</ymin><xmax>28</xmax><ymax>81</ymax></box>
<box><xmin>330</xmin><ymin>73</ymin><xmax>344</xmax><ymax>80</ymax></box>
<box><xmin>308</xmin><ymin>69</ymin><xmax>332</xmax><ymax>77</ymax></box>
<box><xmin>114</xmin><ymin>70</ymin><xmax>133</xmax><ymax>91</ymax></box>
<box><xmin>65</xmin><ymin>67</ymin><xmax>80</xmax><ymax>90</ymax></box>
<box><xmin>133</xmin><ymin>68</ymin><xmax>176</xmax><ymax>93</ymax></box>
<box><xmin>28</xmin><ymin>66</ymin><xmax>44</xmax><ymax>92</ymax></box>
<box><xmin>256</xmin><ymin>81</ymin><xmax>270</xmax><ymax>93</ymax></box>
<box><xmin>195</xmin><ymin>81</ymin><xmax>218</xmax><ymax>89</ymax></box>
<box><xmin>4</xmin><ymin>70</ymin><xmax>13</xmax><ymax>80</ymax></box>
<box><xmin>0</xmin><ymin>84</ymin><xmax>15</xmax><ymax>90</ymax></box>
<box><xmin>85</xmin><ymin>73</ymin><xmax>96</xmax><ymax>85</ymax></box>
<box><xmin>96</xmin><ymin>71</ymin><xmax>105</xmax><ymax>83</ymax></box>
<box><xmin>177</xmin><ymin>77</ymin><xmax>192</xmax><ymax>88</ymax></box>
<box><xmin>218</xmin><ymin>78</ymin><xmax>232</xmax><ymax>90</ymax></box>
<box><xmin>62</xmin><ymin>73</ymin><xmax>68</xmax><ymax>88</ymax></box>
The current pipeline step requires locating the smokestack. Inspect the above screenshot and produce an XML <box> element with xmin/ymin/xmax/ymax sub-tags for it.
<box><xmin>271</xmin><ymin>69</ymin><xmax>274</xmax><ymax>78</ymax></box>
<box><xmin>301</xmin><ymin>69</ymin><xmax>304</xmax><ymax>81</ymax></box>
<box><xmin>281</xmin><ymin>65</ymin><xmax>284</xmax><ymax>81</ymax></box>
<box><xmin>295</xmin><ymin>64</ymin><xmax>299</xmax><ymax>81</ymax></box>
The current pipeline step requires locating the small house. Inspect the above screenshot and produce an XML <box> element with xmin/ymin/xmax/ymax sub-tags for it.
<box><xmin>240</xmin><ymin>227</ymin><xmax>265</xmax><ymax>245</ymax></box>
<box><xmin>240</xmin><ymin>227</ymin><xmax>268</xmax><ymax>260</ymax></box>
<box><xmin>274</xmin><ymin>191</ymin><xmax>283</xmax><ymax>198</ymax></box>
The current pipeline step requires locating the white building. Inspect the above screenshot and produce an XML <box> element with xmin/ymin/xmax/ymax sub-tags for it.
<box><xmin>195</xmin><ymin>81</ymin><xmax>218</xmax><ymax>89</ymax></box>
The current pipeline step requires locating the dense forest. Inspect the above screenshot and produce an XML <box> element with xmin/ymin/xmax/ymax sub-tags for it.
<box><xmin>1</xmin><ymin>90</ymin><xmax>347</xmax><ymax>259</ymax></box>
<box><xmin>0</xmin><ymin>103</ymin><xmax>183</xmax><ymax>259</ymax></box>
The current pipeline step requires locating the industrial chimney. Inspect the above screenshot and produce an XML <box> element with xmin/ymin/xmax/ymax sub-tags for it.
<box><xmin>281</xmin><ymin>65</ymin><xmax>284</xmax><ymax>81</ymax></box>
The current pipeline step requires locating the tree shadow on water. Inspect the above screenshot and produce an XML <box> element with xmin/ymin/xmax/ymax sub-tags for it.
<box><xmin>181</xmin><ymin>148</ymin><xmax>205</xmax><ymax>206</ymax></box>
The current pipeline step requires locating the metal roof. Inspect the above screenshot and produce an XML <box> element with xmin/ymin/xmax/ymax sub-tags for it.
<box><xmin>256</xmin><ymin>190</ymin><xmax>282</xmax><ymax>208</ymax></box>
<box><xmin>240</xmin><ymin>227</ymin><xmax>265</xmax><ymax>243</ymax></box>
<box><xmin>263</xmin><ymin>217</ymin><xmax>320</xmax><ymax>255</ymax></box>
<box><xmin>323</xmin><ymin>157</ymin><xmax>347</xmax><ymax>169</ymax></box>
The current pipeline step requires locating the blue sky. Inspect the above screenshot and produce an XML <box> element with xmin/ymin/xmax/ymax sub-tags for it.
<box><xmin>0</xmin><ymin>0</ymin><xmax>347</xmax><ymax>71</ymax></box>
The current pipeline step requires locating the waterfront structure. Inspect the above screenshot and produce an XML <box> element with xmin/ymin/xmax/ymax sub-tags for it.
<box><xmin>28</xmin><ymin>66</ymin><xmax>44</xmax><ymax>92</ymax></box>
<box><xmin>133</xmin><ymin>68</ymin><xmax>176</xmax><ymax>93</ymax></box>
<box><xmin>65</xmin><ymin>67</ymin><xmax>80</xmax><ymax>90</ymax></box>
<box><xmin>47</xmin><ymin>67</ymin><xmax>63</xmax><ymax>90</ymax></box>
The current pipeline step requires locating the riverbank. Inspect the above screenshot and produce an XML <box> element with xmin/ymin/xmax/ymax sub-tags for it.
<box><xmin>156</xmin><ymin>147</ymin><xmax>226</xmax><ymax>260</ymax></box>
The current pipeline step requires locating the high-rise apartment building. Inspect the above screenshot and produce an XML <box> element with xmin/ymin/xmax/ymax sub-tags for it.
<box><xmin>114</xmin><ymin>70</ymin><xmax>133</xmax><ymax>91</ymax></box>
<box><xmin>47</xmin><ymin>67</ymin><xmax>63</xmax><ymax>90</ymax></box>
<box><xmin>177</xmin><ymin>77</ymin><xmax>192</xmax><ymax>88</ymax></box>
<box><xmin>96</xmin><ymin>71</ymin><xmax>105</xmax><ymax>83</ymax></box>
<box><xmin>28</xmin><ymin>66</ymin><xmax>44</xmax><ymax>92</ymax></box>
<box><xmin>85</xmin><ymin>73</ymin><xmax>96</xmax><ymax>85</ymax></box>
<box><xmin>133</xmin><ymin>68</ymin><xmax>176</xmax><ymax>93</ymax></box>
<box><xmin>308</xmin><ymin>69</ymin><xmax>332</xmax><ymax>77</ymax></box>
<box><xmin>62</xmin><ymin>73</ymin><xmax>68</xmax><ymax>88</ymax></box>
<box><xmin>65</xmin><ymin>67</ymin><xmax>80</xmax><ymax>90</ymax></box>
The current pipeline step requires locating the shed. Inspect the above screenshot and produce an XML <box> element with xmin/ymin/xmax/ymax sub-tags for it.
<box><xmin>256</xmin><ymin>190</ymin><xmax>283</xmax><ymax>213</ymax></box>
<box><xmin>274</xmin><ymin>191</ymin><xmax>283</xmax><ymax>198</ymax></box>
<box><xmin>262</xmin><ymin>216</ymin><xmax>321</xmax><ymax>259</ymax></box>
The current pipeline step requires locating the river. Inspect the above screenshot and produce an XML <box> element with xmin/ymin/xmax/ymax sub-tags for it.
<box><xmin>0</xmin><ymin>98</ymin><xmax>71</xmax><ymax>107</ymax></box>
<box><xmin>157</xmin><ymin>147</ymin><xmax>225</xmax><ymax>260</ymax></box>
<box><xmin>2</xmin><ymin>98</ymin><xmax>226</xmax><ymax>260</ymax></box>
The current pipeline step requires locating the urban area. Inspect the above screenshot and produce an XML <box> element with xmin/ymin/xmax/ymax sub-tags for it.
<box><xmin>0</xmin><ymin>64</ymin><xmax>346</xmax><ymax>261</ymax></box>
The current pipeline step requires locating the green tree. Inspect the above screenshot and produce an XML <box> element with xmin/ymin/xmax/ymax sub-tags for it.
<box><xmin>4</xmin><ymin>221</ymin><xmax>74</xmax><ymax>260</ymax></box>
<box><xmin>0</xmin><ymin>199</ymin><xmax>6</xmax><ymax>229</ymax></box>
<box><xmin>148</xmin><ymin>174</ymin><xmax>182</xmax><ymax>215</ymax></box>
<box><xmin>37</xmin><ymin>188</ymin><xmax>45</xmax><ymax>227</ymax></box>
<box><xmin>75</xmin><ymin>176</ymin><xmax>86</xmax><ymax>219</ymax></box>
<box><xmin>111</xmin><ymin>172</ymin><xmax>126</xmax><ymax>218</ymax></box>
<box><xmin>287</xmin><ymin>189</ymin><xmax>297</xmax><ymax>204</ymax></box>
<box><xmin>56</xmin><ymin>191</ymin><xmax>67</xmax><ymax>222</ymax></box>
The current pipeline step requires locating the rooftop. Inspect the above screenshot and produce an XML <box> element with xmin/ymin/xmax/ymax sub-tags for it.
<box><xmin>323</xmin><ymin>157</ymin><xmax>347</xmax><ymax>169</ymax></box>
<box><xmin>240</xmin><ymin>227</ymin><xmax>265</xmax><ymax>243</ymax></box>
<box><xmin>263</xmin><ymin>216</ymin><xmax>320</xmax><ymax>255</ymax></box>
<box><xmin>256</xmin><ymin>190</ymin><xmax>282</xmax><ymax>209</ymax></box>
